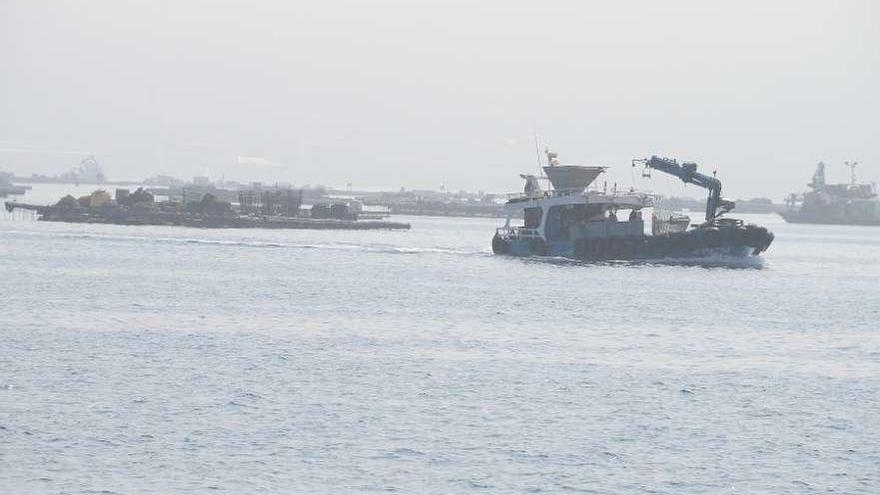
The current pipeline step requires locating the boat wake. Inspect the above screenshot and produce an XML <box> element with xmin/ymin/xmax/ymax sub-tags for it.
<box><xmin>0</xmin><ymin>229</ymin><xmax>489</xmax><ymax>258</ymax></box>
<box><xmin>521</xmin><ymin>252</ymin><xmax>767</xmax><ymax>270</ymax></box>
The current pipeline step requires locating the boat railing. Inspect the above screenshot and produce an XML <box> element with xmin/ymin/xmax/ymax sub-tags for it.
<box><xmin>504</xmin><ymin>191</ymin><xmax>549</xmax><ymax>202</ymax></box>
<box><xmin>506</xmin><ymin>187</ymin><xmax>655</xmax><ymax>202</ymax></box>
<box><xmin>496</xmin><ymin>226</ymin><xmax>541</xmax><ymax>239</ymax></box>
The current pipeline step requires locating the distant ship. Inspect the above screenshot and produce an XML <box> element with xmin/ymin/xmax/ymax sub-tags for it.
<box><xmin>0</xmin><ymin>172</ymin><xmax>30</xmax><ymax>197</ymax></box>
<box><xmin>491</xmin><ymin>151</ymin><xmax>774</xmax><ymax>261</ymax></box>
<box><xmin>781</xmin><ymin>162</ymin><xmax>880</xmax><ymax>226</ymax></box>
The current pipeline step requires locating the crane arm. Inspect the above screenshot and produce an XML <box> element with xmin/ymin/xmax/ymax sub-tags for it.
<box><xmin>634</xmin><ymin>155</ymin><xmax>733</xmax><ymax>223</ymax></box>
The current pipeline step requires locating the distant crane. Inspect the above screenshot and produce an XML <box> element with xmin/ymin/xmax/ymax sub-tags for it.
<box><xmin>633</xmin><ymin>156</ymin><xmax>735</xmax><ymax>224</ymax></box>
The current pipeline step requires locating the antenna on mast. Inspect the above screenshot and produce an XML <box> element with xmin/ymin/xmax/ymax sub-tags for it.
<box><xmin>844</xmin><ymin>161</ymin><xmax>859</xmax><ymax>185</ymax></box>
<box><xmin>533</xmin><ymin>132</ymin><xmax>543</xmax><ymax>176</ymax></box>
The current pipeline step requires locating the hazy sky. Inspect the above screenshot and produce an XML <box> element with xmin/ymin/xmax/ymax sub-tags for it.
<box><xmin>2</xmin><ymin>0</ymin><xmax>877</xmax><ymax>198</ymax></box>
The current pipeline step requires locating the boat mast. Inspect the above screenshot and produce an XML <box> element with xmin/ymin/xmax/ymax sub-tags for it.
<box><xmin>533</xmin><ymin>133</ymin><xmax>544</xmax><ymax>177</ymax></box>
<box><xmin>844</xmin><ymin>161</ymin><xmax>859</xmax><ymax>186</ymax></box>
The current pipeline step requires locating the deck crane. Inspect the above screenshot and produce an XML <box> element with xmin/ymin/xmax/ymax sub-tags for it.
<box><xmin>633</xmin><ymin>156</ymin><xmax>735</xmax><ymax>224</ymax></box>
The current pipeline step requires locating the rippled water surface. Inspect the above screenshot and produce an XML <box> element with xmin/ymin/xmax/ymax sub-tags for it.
<box><xmin>1</xmin><ymin>212</ymin><xmax>879</xmax><ymax>494</ymax></box>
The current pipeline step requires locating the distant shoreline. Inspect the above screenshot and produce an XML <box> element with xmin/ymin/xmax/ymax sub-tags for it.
<box><xmin>13</xmin><ymin>176</ymin><xmax>143</xmax><ymax>186</ymax></box>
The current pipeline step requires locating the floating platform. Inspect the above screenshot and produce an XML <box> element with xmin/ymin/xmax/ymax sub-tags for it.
<box><xmin>4</xmin><ymin>201</ymin><xmax>410</xmax><ymax>230</ymax></box>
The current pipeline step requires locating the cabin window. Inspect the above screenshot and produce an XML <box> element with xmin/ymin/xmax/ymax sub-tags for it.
<box><xmin>546</xmin><ymin>204</ymin><xmax>605</xmax><ymax>241</ymax></box>
<box><xmin>546</xmin><ymin>206</ymin><xmax>565</xmax><ymax>241</ymax></box>
<box><xmin>524</xmin><ymin>207</ymin><xmax>542</xmax><ymax>229</ymax></box>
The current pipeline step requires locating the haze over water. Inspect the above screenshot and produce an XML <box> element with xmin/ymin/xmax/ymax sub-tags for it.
<box><xmin>2</xmin><ymin>210</ymin><xmax>878</xmax><ymax>493</ymax></box>
<box><xmin>2</xmin><ymin>0</ymin><xmax>878</xmax><ymax>196</ymax></box>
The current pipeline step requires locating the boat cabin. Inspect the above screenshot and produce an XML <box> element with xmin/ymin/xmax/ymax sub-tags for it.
<box><xmin>496</xmin><ymin>159</ymin><xmax>655</xmax><ymax>256</ymax></box>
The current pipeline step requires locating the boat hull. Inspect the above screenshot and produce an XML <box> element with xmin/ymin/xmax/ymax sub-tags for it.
<box><xmin>492</xmin><ymin>224</ymin><xmax>774</xmax><ymax>261</ymax></box>
<box><xmin>780</xmin><ymin>211</ymin><xmax>880</xmax><ymax>226</ymax></box>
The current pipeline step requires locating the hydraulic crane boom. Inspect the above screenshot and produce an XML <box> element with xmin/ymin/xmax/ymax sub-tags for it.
<box><xmin>634</xmin><ymin>156</ymin><xmax>734</xmax><ymax>223</ymax></box>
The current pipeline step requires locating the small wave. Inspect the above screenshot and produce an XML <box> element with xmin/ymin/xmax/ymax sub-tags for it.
<box><xmin>380</xmin><ymin>447</ymin><xmax>426</xmax><ymax>459</ymax></box>
<box><xmin>638</xmin><ymin>254</ymin><xmax>767</xmax><ymax>269</ymax></box>
<box><xmin>180</xmin><ymin>238</ymin><xmax>285</xmax><ymax>248</ymax></box>
<box><xmin>386</xmin><ymin>246</ymin><xmax>474</xmax><ymax>255</ymax></box>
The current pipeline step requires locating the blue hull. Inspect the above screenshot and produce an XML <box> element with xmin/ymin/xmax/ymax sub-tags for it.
<box><xmin>493</xmin><ymin>225</ymin><xmax>773</xmax><ymax>261</ymax></box>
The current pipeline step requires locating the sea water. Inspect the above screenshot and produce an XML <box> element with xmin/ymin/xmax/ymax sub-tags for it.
<box><xmin>1</xmin><ymin>211</ymin><xmax>878</xmax><ymax>494</ymax></box>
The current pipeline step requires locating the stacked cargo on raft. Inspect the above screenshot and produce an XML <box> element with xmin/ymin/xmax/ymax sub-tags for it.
<box><xmin>491</xmin><ymin>151</ymin><xmax>774</xmax><ymax>260</ymax></box>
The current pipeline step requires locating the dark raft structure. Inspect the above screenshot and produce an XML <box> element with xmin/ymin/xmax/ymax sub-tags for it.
<box><xmin>5</xmin><ymin>186</ymin><xmax>410</xmax><ymax>231</ymax></box>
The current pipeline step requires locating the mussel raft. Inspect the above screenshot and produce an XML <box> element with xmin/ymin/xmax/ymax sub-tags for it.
<box><xmin>491</xmin><ymin>152</ymin><xmax>774</xmax><ymax>261</ymax></box>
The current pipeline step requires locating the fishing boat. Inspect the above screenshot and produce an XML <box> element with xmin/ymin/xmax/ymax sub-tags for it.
<box><xmin>491</xmin><ymin>151</ymin><xmax>774</xmax><ymax>261</ymax></box>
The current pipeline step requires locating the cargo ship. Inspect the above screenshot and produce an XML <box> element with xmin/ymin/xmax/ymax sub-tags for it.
<box><xmin>781</xmin><ymin>162</ymin><xmax>879</xmax><ymax>226</ymax></box>
<box><xmin>491</xmin><ymin>151</ymin><xmax>774</xmax><ymax>261</ymax></box>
